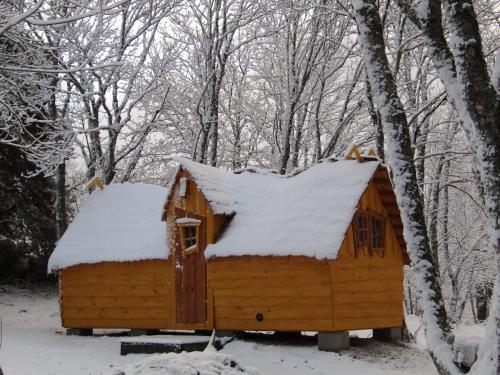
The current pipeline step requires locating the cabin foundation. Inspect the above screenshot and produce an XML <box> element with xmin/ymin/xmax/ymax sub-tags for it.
<box><xmin>129</xmin><ymin>329</ymin><xmax>161</xmax><ymax>336</ymax></box>
<box><xmin>66</xmin><ymin>328</ymin><xmax>93</xmax><ymax>336</ymax></box>
<box><xmin>373</xmin><ymin>327</ymin><xmax>402</xmax><ymax>342</ymax></box>
<box><xmin>215</xmin><ymin>330</ymin><xmax>236</xmax><ymax>337</ymax></box>
<box><xmin>317</xmin><ymin>331</ymin><xmax>350</xmax><ymax>352</ymax></box>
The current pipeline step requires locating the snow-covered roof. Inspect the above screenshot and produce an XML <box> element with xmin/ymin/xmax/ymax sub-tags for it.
<box><xmin>172</xmin><ymin>157</ymin><xmax>236</xmax><ymax>215</ymax></box>
<box><xmin>172</xmin><ymin>158</ymin><xmax>380</xmax><ymax>260</ymax></box>
<box><xmin>48</xmin><ymin>183</ymin><xmax>169</xmax><ymax>272</ymax></box>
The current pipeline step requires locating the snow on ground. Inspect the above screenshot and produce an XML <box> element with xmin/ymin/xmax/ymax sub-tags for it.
<box><xmin>109</xmin><ymin>350</ymin><xmax>260</xmax><ymax>375</ymax></box>
<box><xmin>0</xmin><ymin>285</ymin><xmax>439</xmax><ymax>375</ymax></box>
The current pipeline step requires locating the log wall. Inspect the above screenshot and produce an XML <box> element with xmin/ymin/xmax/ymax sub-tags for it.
<box><xmin>208</xmin><ymin>256</ymin><xmax>335</xmax><ymax>331</ymax></box>
<box><xmin>207</xmin><ymin>180</ymin><xmax>405</xmax><ymax>332</ymax></box>
<box><xmin>331</xmin><ymin>183</ymin><xmax>404</xmax><ymax>330</ymax></box>
<box><xmin>60</xmin><ymin>260</ymin><xmax>174</xmax><ymax>329</ymax></box>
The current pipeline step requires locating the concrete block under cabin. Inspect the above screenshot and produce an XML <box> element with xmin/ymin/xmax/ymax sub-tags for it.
<box><xmin>120</xmin><ymin>335</ymin><xmax>222</xmax><ymax>355</ymax></box>
<box><xmin>318</xmin><ymin>332</ymin><xmax>350</xmax><ymax>352</ymax></box>
<box><xmin>373</xmin><ymin>327</ymin><xmax>402</xmax><ymax>342</ymax></box>
<box><xmin>48</xmin><ymin>148</ymin><xmax>410</xmax><ymax>350</ymax></box>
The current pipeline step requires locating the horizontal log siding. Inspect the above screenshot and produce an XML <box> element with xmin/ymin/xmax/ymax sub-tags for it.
<box><xmin>61</xmin><ymin>260</ymin><xmax>174</xmax><ymax>329</ymax></box>
<box><xmin>208</xmin><ymin>256</ymin><xmax>335</xmax><ymax>332</ymax></box>
<box><xmin>330</xmin><ymin>182</ymin><xmax>405</xmax><ymax>331</ymax></box>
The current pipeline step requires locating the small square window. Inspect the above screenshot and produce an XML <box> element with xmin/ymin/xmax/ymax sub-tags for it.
<box><xmin>176</xmin><ymin>217</ymin><xmax>201</xmax><ymax>257</ymax></box>
<box><xmin>183</xmin><ymin>225</ymin><xmax>197</xmax><ymax>250</ymax></box>
<box><xmin>354</xmin><ymin>210</ymin><xmax>385</xmax><ymax>257</ymax></box>
<box><xmin>180</xmin><ymin>224</ymin><xmax>198</xmax><ymax>256</ymax></box>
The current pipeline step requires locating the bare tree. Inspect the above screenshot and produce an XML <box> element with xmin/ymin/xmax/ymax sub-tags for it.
<box><xmin>351</xmin><ymin>0</ymin><xmax>455</xmax><ymax>372</ymax></box>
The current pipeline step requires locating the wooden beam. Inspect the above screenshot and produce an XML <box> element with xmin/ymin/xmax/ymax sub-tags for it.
<box><xmin>373</xmin><ymin>180</ymin><xmax>393</xmax><ymax>190</ymax></box>
<box><xmin>85</xmin><ymin>176</ymin><xmax>104</xmax><ymax>192</ymax></box>
<box><xmin>379</xmin><ymin>191</ymin><xmax>396</xmax><ymax>200</ymax></box>
<box><xmin>367</xmin><ymin>147</ymin><xmax>378</xmax><ymax>157</ymax></box>
<box><xmin>345</xmin><ymin>144</ymin><xmax>363</xmax><ymax>163</ymax></box>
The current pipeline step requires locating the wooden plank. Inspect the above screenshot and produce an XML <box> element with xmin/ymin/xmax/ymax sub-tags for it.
<box><xmin>174</xmin><ymin>322</ymin><xmax>213</xmax><ymax>330</ymax></box>
<box><xmin>213</xmin><ymin>286</ymin><xmax>332</xmax><ymax>298</ymax></box>
<box><xmin>372</xmin><ymin>180</ymin><xmax>393</xmax><ymax>191</ymax></box>
<box><xmin>335</xmin><ymin>291</ymin><xmax>403</xmax><ymax>305</ymax></box>
<box><xmin>62</xmin><ymin>285</ymin><xmax>171</xmax><ymax>297</ymax></box>
<box><xmin>64</xmin><ymin>307</ymin><xmax>170</xmax><ymax>320</ymax></box>
<box><xmin>210</xmin><ymin>256</ymin><xmax>328</xmax><ymax>268</ymax></box>
<box><xmin>206</xmin><ymin>208</ymin><xmax>214</xmax><ymax>244</ymax></box>
<box><xmin>215</xmin><ymin>305</ymin><xmax>332</xmax><ymax>320</ymax></box>
<box><xmin>63</xmin><ymin>260</ymin><xmax>171</xmax><ymax>277</ymax></box>
<box><xmin>63</xmin><ymin>273</ymin><xmax>172</xmax><ymax>287</ymax></box>
<box><xmin>209</xmin><ymin>263</ymin><xmax>330</xmax><ymax>273</ymax></box>
<box><xmin>378</xmin><ymin>191</ymin><xmax>397</xmax><ymax>201</ymax></box>
<box><xmin>328</xmin><ymin>262</ymin><xmax>337</xmax><ymax>331</ymax></box>
<box><xmin>209</xmin><ymin>276</ymin><xmax>331</xmax><ymax>289</ymax></box>
<box><xmin>213</xmin><ymin>214</ymin><xmax>229</xmax><ymax>242</ymax></box>
<box><xmin>331</xmin><ymin>267</ymin><xmax>402</xmax><ymax>283</ymax></box>
<box><xmin>330</xmin><ymin>280</ymin><xmax>403</xmax><ymax>293</ymax></box>
<box><xmin>208</xmin><ymin>268</ymin><xmax>331</xmax><ymax>281</ymax></box>
<box><xmin>335</xmin><ymin>226</ymin><xmax>355</xmax><ymax>259</ymax></box>
<box><xmin>386</xmin><ymin>206</ymin><xmax>401</xmax><ymax>216</ymax></box>
<box><xmin>215</xmin><ymin>318</ymin><xmax>334</xmax><ymax>332</ymax></box>
<box><xmin>62</xmin><ymin>318</ymin><xmax>171</xmax><ymax>329</ymax></box>
<box><xmin>207</xmin><ymin>278</ymin><xmax>215</xmax><ymax>329</ymax></box>
<box><xmin>331</xmin><ymin>257</ymin><xmax>400</xmax><ymax>268</ymax></box>
<box><xmin>214</xmin><ymin>296</ymin><xmax>332</xmax><ymax>308</ymax></box>
<box><xmin>334</xmin><ymin>317</ymin><xmax>402</xmax><ymax>331</ymax></box>
<box><xmin>62</xmin><ymin>296</ymin><xmax>171</xmax><ymax>308</ymax></box>
<box><xmin>335</xmin><ymin>302</ymin><xmax>403</xmax><ymax>318</ymax></box>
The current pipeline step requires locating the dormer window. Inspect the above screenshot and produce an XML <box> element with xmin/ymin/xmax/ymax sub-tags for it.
<box><xmin>176</xmin><ymin>217</ymin><xmax>201</xmax><ymax>256</ymax></box>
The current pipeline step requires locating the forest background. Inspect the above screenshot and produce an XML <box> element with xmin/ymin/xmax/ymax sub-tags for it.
<box><xmin>0</xmin><ymin>0</ymin><xmax>498</xmax><ymax>373</ymax></box>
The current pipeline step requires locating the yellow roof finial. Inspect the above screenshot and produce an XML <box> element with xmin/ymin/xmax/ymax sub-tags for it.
<box><xmin>367</xmin><ymin>147</ymin><xmax>378</xmax><ymax>158</ymax></box>
<box><xmin>345</xmin><ymin>144</ymin><xmax>363</xmax><ymax>163</ymax></box>
<box><xmin>85</xmin><ymin>176</ymin><xmax>105</xmax><ymax>192</ymax></box>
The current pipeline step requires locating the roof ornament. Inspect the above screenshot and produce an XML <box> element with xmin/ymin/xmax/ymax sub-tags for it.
<box><xmin>367</xmin><ymin>147</ymin><xmax>378</xmax><ymax>158</ymax></box>
<box><xmin>345</xmin><ymin>144</ymin><xmax>363</xmax><ymax>163</ymax></box>
<box><xmin>85</xmin><ymin>176</ymin><xmax>104</xmax><ymax>192</ymax></box>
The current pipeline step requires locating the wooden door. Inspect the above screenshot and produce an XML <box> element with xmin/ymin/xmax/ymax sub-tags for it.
<box><xmin>175</xmin><ymin>208</ymin><xmax>207</xmax><ymax>323</ymax></box>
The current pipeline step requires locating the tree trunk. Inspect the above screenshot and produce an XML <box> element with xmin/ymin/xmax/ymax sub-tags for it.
<box><xmin>291</xmin><ymin>103</ymin><xmax>309</xmax><ymax>169</ymax></box>
<box><xmin>55</xmin><ymin>161</ymin><xmax>66</xmax><ymax>239</ymax></box>
<box><xmin>364</xmin><ymin>71</ymin><xmax>384</xmax><ymax>162</ymax></box>
<box><xmin>278</xmin><ymin>106</ymin><xmax>296</xmax><ymax>174</ymax></box>
<box><xmin>414</xmin><ymin>71</ymin><xmax>430</xmax><ymax>187</ymax></box>
<box><xmin>476</xmin><ymin>283</ymin><xmax>493</xmax><ymax>322</ymax></box>
<box><xmin>312</xmin><ymin>79</ymin><xmax>325</xmax><ymax>161</ymax></box>
<box><xmin>208</xmin><ymin>93</ymin><xmax>220</xmax><ymax>167</ymax></box>
<box><xmin>352</xmin><ymin>1</ymin><xmax>455</xmax><ymax>373</ymax></box>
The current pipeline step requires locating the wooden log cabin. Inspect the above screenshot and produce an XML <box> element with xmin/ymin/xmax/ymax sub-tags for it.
<box><xmin>48</xmin><ymin>146</ymin><xmax>410</xmax><ymax>350</ymax></box>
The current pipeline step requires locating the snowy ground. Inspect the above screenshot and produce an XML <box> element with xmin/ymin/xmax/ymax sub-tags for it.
<box><xmin>0</xmin><ymin>285</ymin><xmax>440</xmax><ymax>374</ymax></box>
